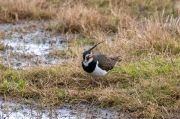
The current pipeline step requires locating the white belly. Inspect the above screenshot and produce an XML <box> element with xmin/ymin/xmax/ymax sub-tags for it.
<box><xmin>89</xmin><ymin>61</ymin><xmax>107</xmax><ymax>76</ymax></box>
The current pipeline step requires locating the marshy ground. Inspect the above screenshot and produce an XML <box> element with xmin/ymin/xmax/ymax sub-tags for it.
<box><xmin>0</xmin><ymin>21</ymin><xmax>67</xmax><ymax>69</ymax></box>
<box><xmin>0</xmin><ymin>0</ymin><xmax>180</xmax><ymax>118</ymax></box>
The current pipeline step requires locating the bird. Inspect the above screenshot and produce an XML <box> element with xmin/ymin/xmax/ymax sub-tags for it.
<box><xmin>82</xmin><ymin>41</ymin><xmax>122</xmax><ymax>77</ymax></box>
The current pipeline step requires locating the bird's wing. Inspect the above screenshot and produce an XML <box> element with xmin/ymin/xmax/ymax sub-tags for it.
<box><xmin>93</xmin><ymin>54</ymin><xmax>121</xmax><ymax>71</ymax></box>
<box><xmin>109</xmin><ymin>56</ymin><xmax>122</xmax><ymax>62</ymax></box>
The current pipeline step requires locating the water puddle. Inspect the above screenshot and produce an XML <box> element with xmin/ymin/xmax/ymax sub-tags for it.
<box><xmin>0</xmin><ymin>21</ymin><xmax>67</xmax><ymax>69</ymax></box>
<box><xmin>0</xmin><ymin>98</ymin><xmax>127</xmax><ymax>119</ymax></box>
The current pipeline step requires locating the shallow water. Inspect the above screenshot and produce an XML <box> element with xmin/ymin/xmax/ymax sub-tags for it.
<box><xmin>0</xmin><ymin>98</ymin><xmax>129</xmax><ymax>119</ymax></box>
<box><xmin>0</xmin><ymin>21</ymin><xmax>67</xmax><ymax>69</ymax></box>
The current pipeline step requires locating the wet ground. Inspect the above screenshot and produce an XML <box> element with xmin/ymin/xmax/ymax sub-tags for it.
<box><xmin>0</xmin><ymin>21</ymin><xmax>67</xmax><ymax>69</ymax></box>
<box><xmin>0</xmin><ymin>21</ymin><xmax>132</xmax><ymax>119</ymax></box>
<box><xmin>0</xmin><ymin>97</ymin><xmax>130</xmax><ymax>119</ymax></box>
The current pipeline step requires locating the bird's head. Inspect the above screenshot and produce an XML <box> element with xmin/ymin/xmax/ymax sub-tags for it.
<box><xmin>82</xmin><ymin>41</ymin><xmax>104</xmax><ymax>64</ymax></box>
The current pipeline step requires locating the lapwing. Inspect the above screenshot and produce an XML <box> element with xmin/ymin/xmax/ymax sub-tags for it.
<box><xmin>82</xmin><ymin>41</ymin><xmax>122</xmax><ymax>77</ymax></box>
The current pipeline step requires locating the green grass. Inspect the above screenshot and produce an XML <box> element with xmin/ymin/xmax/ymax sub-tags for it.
<box><xmin>113</xmin><ymin>56</ymin><xmax>173</xmax><ymax>77</ymax></box>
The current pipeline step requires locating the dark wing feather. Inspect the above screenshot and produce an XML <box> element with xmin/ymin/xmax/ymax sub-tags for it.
<box><xmin>93</xmin><ymin>54</ymin><xmax>121</xmax><ymax>71</ymax></box>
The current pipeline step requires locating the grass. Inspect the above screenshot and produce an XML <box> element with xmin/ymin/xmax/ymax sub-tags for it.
<box><xmin>0</xmin><ymin>0</ymin><xmax>180</xmax><ymax>118</ymax></box>
<box><xmin>76</xmin><ymin>37</ymin><xmax>94</xmax><ymax>46</ymax></box>
<box><xmin>0</xmin><ymin>55</ymin><xmax>180</xmax><ymax>118</ymax></box>
<box><xmin>0</xmin><ymin>43</ymin><xmax>7</xmax><ymax>51</ymax></box>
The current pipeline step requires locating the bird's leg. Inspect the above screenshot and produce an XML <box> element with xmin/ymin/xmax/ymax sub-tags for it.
<box><xmin>90</xmin><ymin>77</ymin><xmax>102</xmax><ymax>88</ymax></box>
<box><xmin>98</xmin><ymin>76</ymin><xmax>104</xmax><ymax>88</ymax></box>
<box><xmin>91</xmin><ymin>77</ymin><xmax>98</xmax><ymax>85</ymax></box>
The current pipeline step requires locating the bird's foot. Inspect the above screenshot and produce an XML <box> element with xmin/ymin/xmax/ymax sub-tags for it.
<box><xmin>91</xmin><ymin>77</ymin><xmax>102</xmax><ymax>88</ymax></box>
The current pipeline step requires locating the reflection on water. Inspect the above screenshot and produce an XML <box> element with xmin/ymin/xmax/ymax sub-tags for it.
<box><xmin>0</xmin><ymin>21</ymin><xmax>67</xmax><ymax>69</ymax></box>
<box><xmin>0</xmin><ymin>98</ymin><xmax>125</xmax><ymax>119</ymax></box>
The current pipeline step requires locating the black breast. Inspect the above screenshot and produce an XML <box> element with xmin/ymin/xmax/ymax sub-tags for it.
<box><xmin>82</xmin><ymin>61</ymin><xmax>96</xmax><ymax>73</ymax></box>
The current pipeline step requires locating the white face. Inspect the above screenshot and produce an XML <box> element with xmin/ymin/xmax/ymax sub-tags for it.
<box><xmin>83</xmin><ymin>52</ymin><xmax>93</xmax><ymax>65</ymax></box>
<box><xmin>82</xmin><ymin>53</ymin><xmax>93</xmax><ymax>67</ymax></box>
<box><xmin>84</xmin><ymin>53</ymin><xmax>93</xmax><ymax>63</ymax></box>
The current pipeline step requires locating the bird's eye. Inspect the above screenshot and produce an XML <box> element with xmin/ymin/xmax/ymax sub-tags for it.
<box><xmin>86</xmin><ymin>55</ymin><xmax>91</xmax><ymax>60</ymax></box>
<box><xmin>86</xmin><ymin>56</ymin><xmax>89</xmax><ymax>60</ymax></box>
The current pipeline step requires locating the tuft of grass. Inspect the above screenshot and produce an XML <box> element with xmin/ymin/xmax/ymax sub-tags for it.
<box><xmin>0</xmin><ymin>43</ymin><xmax>7</xmax><ymax>51</ymax></box>
<box><xmin>48</xmin><ymin>3</ymin><xmax>118</xmax><ymax>36</ymax></box>
<box><xmin>0</xmin><ymin>0</ymin><xmax>62</xmax><ymax>22</ymax></box>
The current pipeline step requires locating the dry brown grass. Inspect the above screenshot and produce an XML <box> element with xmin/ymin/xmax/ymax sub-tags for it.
<box><xmin>0</xmin><ymin>30</ymin><xmax>4</xmax><ymax>39</ymax></box>
<box><xmin>0</xmin><ymin>0</ymin><xmax>59</xmax><ymax>22</ymax></box>
<box><xmin>0</xmin><ymin>0</ymin><xmax>180</xmax><ymax>118</ymax></box>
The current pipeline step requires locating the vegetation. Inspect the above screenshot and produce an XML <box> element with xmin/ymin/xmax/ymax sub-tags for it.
<box><xmin>0</xmin><ymin>0</ymin><xmax>180</xmax><ymax>118</ymax></box>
